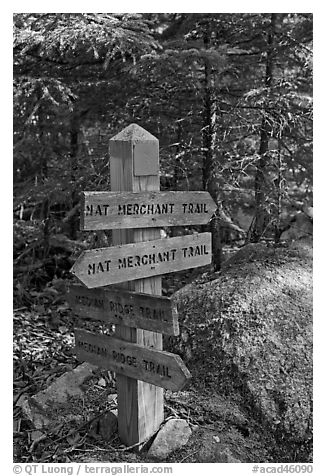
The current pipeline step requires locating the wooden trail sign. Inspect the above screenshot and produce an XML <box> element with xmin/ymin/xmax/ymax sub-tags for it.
<box><xmin>71</xmin><ymin>124</ymin><xmax>202</xmax><ymax>447</ymax></box>
<box><xmin>109</xmin><ymin>123</ymin><xmax>164</xmax><ymax>446</ymax></box>
<box><xmin>67</xmin><ymin>285</ymin><xmax>179</xmax><ymax>336</ymax></box>
<box><xmin>81</xmin><ymin>191</ymin><xmax>217</xmax><ymax>230</ymax></box>
<box><xmin>71</xmin><ymin>232</ymin><xmax>211</xmax><ymax>288</ymax></box>
<box><xmin>75</xmin><ymin>328</ymin><xmax>191</xmax><ymax>392</ymax></box>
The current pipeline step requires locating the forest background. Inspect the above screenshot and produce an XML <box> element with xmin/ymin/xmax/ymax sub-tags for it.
<box><xmin>13</xmin><ymin>12</ymin><xmax>313</xmax><ymax>298</ymax></box>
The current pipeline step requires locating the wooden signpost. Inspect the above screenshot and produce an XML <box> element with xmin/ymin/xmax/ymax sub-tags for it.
<box><xmin>70</xmin><ymin>123</ymin><xmax>216</xmax><ymax>447</ymax></box>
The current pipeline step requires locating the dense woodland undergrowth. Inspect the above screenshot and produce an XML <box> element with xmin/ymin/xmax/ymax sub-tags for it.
<box><xmin>13</xmin><ymin>13</ymin><xmax>313</xmax><ymax>463</ymax></box>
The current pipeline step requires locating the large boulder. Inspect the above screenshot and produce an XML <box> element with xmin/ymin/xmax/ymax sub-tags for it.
<box><xmin>168</xmin><ymin>239</ymin><xmax>312</xmax><ymax>462</ymax></box>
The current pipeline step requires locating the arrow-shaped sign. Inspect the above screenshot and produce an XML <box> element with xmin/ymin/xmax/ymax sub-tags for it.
<box><xmin>75</xmin><ymin>328</ymin><xmax>191</xmax><ymax>391</ymax></box>
<box><xmin>81</xmin><ymin>191</ymin><xmax>217</xmax><ymax>230</ymax></box>
<box><xmin>71</xmin><ymin>232</ymin><xmax>211</xmax><ymax>288</ymax></box>
<box><xmin>67</xmin><ymin>285</ymin><xmax>179</xmax><ymax>336</ymax></box>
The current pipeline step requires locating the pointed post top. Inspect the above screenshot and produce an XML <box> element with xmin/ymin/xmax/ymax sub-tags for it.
<box><xmin>110</xmin><ymin>123</ymin><xmax>158</xmax><ymax>142</ymax></box>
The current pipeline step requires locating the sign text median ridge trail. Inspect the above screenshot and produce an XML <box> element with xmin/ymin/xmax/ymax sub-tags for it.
<box><xmin>75</xmin><ymin>328</ymin><xmax>191</xmax><ymax>392</ymax></box>
<box><xmin>67</xmin><ymin>285</ymin><xmax>179</xmax><ymax>336</ymax></box>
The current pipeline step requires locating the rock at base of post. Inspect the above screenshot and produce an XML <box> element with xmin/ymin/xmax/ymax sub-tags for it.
<box><xmin>147</xmin><ymin>418</ymin><xmax>192</xmax><ymax>459</ymax></box>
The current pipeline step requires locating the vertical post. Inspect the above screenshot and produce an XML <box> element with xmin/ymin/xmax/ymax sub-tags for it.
<box><xmin>109</xmin><ymin>124</ymin><xmax>164</xmax><ymax>446</ymax></box>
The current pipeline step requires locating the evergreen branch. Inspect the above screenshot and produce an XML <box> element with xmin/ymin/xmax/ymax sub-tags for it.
<box><xmin>278</xmin><ymin>31</ymin><xmax>313</xmax><ymax>54</ymax></box>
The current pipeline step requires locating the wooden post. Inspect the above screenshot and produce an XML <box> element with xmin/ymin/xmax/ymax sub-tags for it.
<box><xmin>109</xmin><ymin>124</ymin><xmax>164</xmax><ymax>446</ymax></box>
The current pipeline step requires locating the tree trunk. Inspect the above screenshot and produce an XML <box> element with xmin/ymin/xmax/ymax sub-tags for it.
<box><xmin>202</xmin><ymin>23</ymin><xmax>221</xmax><ymax>271</ymax></box>
<box><xmin>251</xmin><ymin>13</ymin><xmax>277</xmax><ymax>243</ymax></box>
<box><xmin>172</xmin><ymin>113</ymin><xmax>183</xmax><ymax>189</ymax></box>
<box><xmin>274</xmin><ymin>140</ymin><xmax>283</xmax><ymax>243</ymax></box>
<box><xmin>37</xmin><ymin>91</ymin><xmax>48</xmax><ymax>179</ymax></box>
<box><xmin>68</xmin><ymin>113</ymin><xmax>80</xmax><ymax>240</ymax></box>
<box><xmin>42</xmin><ymin>198</ymin><xmax>50</xmax><ymax>259</ymax></box>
